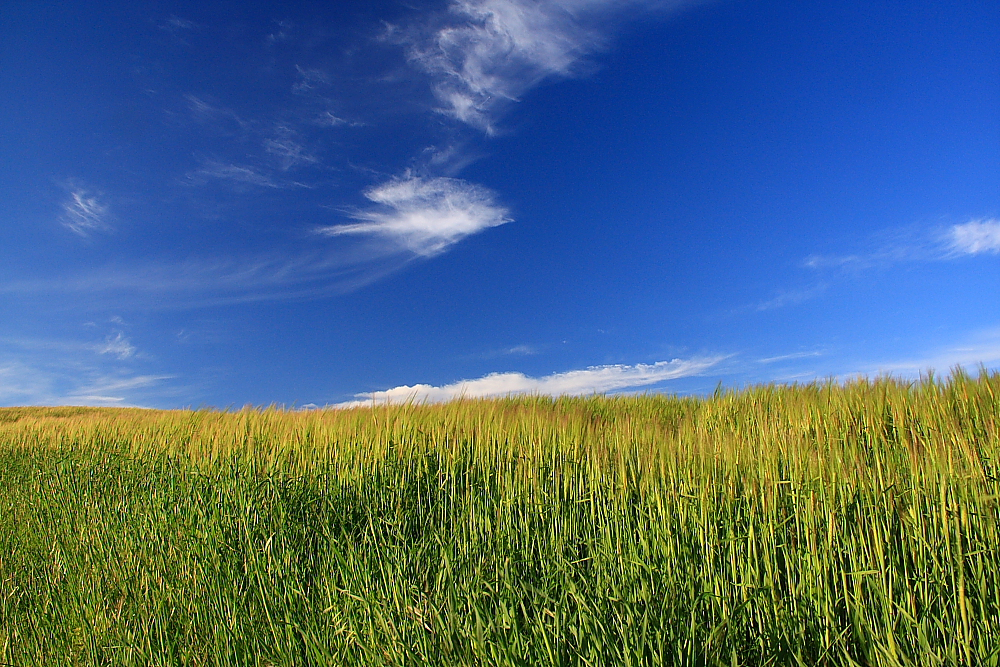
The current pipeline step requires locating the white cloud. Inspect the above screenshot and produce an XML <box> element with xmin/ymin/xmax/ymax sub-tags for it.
<box><xmin>264</xmin><ymin>138</ymin><xmax>318</xmax><ymax>170</ymax></box>
<box><xmin>318</xmin><ymin>175</ymin><xmax>511</xmax><ymax>256</ymax></box>
<box><xmin>0</xmin><ymin>338</ymin><xmax>174</xmax><ymax>407</ymax></box>
<box><xmin>757</xmin><ymin>350</ymin><xmax>823</xmax><ymax>364</ymax></box>
<box><xmin>333</xmin><ymin>356</ymin><xmax>723</xmax><ymax>407</ymax></box>
<box><xmin>61</xmin><ymin>187</ymin><xmax>111</xmax><ymax>236</ymax></box>
<box><xmin>266</xmin><ymin>20</ymin><xmax>294</xmax><ymax>44</ymax></box>
<box><xmin>184</xmin><ymin>95</ymin><xmax>248</xmax><ymax>128</ymax></box>
<box><xmin>293</xmin><ymin>65</ymin><xmax>329</xmax><ymax>94</ymax></box>
<box><xmin>66</xmin><ymin>375</ymin><xmax>173</xmax><ymax>405</ymax></box>
<box><xmin>752</xmin><ymin>285</ymin><xmax>827</xmax><ymax>312</ymax></box>
<box><xmin>406</xmin><ymin>0</ymin><xmax>689</xmax><ymax>132</ymax></box>
<box><xmin>313</xmin><ymin>111</ymin><xmax>364</xmax><ymax>129</ymax></box>
<box><xmin>948</xmin><ymin>219</ymin><xmax>1000</xmax><ymax>256</ymax></box>
<box><xmin>802</xmin><ymin>244</ymin><xmax>926</xmax><ymax>271</ymax></box>
<box><xmin>188</xmin><ymin>161</ymin><xmax>283</xmax><ymax>188</ymax></box>
<box><xmin>407</xmin><ymin>0</ymin><xmax>599</xmax><ymax>131</ymax></box>
<box><xmin>802</xmin><ymin>254</ymin><xmax>863</xmax><ymax>270</ymax></box>
<box><xmin>95</xmin><ymin>332</ymin><xmax>136</xmax><ymax>360</ymax></box>
<box><xmin>0</xmin><ymin>246</ymin><xmax>415</xmax><ymax>307</ymax></box>
<box><xmin>805</xmin><ymin>218</ymin><xmax>1000</xmax><ymax>270</ymax></box>
<box><xmin>160</xmin><ymin>16</ymin><xmax>199</xmax><ymax>32</ymax></box>
<box><xmin>316</xmin><ymin>111</ymin><xmax>348</xmax><ymax>127</ymax></box>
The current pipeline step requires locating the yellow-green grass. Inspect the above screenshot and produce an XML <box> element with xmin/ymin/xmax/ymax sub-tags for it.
<box><xmin>1</xmin><ymin>370</ymin><xmax>998</xmax><ymax>665</ymax></box>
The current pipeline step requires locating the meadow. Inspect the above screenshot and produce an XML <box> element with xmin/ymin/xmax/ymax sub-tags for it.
<box><xmin>1</xmin><ymin>370</ymin><xmax>998</xmax><ymax>666</ymax></box>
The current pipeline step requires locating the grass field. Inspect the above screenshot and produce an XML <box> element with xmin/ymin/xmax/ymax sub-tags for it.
<box><xmin>1</xmin><ymin>370</ymin><xmax>998</xmax><ymax>665</ymax></box>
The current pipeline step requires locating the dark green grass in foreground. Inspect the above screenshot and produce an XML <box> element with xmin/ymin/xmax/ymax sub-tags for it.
<box><xmin>1</xmin><ymin>372</ymin><xmax>999</xmax><ymax>665</ymax></box>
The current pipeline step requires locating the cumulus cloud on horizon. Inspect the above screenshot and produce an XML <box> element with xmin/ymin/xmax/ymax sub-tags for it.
<box><xmin>318</xmin><ymin>175</ymin><xmax>511</xmax><ymax>256</ymax></box>
<box><xmin>333</xmin><ymin>356</ymin><xmax>723</xmax><ymax>408</ymax></box>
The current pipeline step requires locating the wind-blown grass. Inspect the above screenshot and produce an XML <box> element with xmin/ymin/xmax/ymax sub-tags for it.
<box><xmin>1</xmin><ymin>370</ymin><xmax>998</xmax><ymax>665</ymax></box>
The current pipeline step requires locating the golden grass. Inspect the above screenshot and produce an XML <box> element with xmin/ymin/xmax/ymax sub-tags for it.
<box><xmin>1</xmin><ymin>370</ymin><xmax>997</xmax><ymax>665</ymax></box>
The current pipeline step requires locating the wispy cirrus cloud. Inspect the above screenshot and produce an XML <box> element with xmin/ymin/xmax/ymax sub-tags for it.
<box><xmin>757</xmin><ymin>350</ymin><xmax>824</xmax><ymax>364</ymax></box>
<box><xmin>177</xmin><ymin>3</ymin><xmax>669</xmax><ymax>276</ymax></box>
<box><xmin>0</xmin><ymin>247</ymin><xmax>414</xmax><ymax>308</ymax></box>
<box><xmin>750</xmin><ymin>284</ymin><xmax>827</xmax><ymax>312</ymax></box>
<box><xmin>160</xmin><ymin>16</ymin><xmax>200</xmax><ymax>33</ymax></box>
<box><xmin>36</xmin><ymin>2</ymin><xmax>694</xmax><ymax>311</ymax></box>
<box><xmin>184</xmin><ymin>95</ymin><xmax>250</xmax><ymax>131</ymax></box>
<box><xmin>61</xmin><ymin>186</ymin><xmax>112</xmax><ymax>237</ymax></box>
<box><xmin>95</xmin><ymin>332</ymin><xmax>136</xmax><ymax>360</ymax></box>
<box><xmin>750</xmin><ymin>217</ymin><xmax>996</xmax><ymax>316</ymax></box>
<box><xmin>406</xmin><ymin>0</ymin><xmax>599</xmax><ymax>131</ymax></box>
<box><xmin>403</xmin><ymin>0</ymin><xmax>694</xmax><ymax>132</ymax></box>
<box><xmin>183</xmin><ymin>96</ymin><xmax>324</xmax><ymax>185</ymax></box>
<box><xmin>66</xmin><ymin>374</ymin><xmax>174</xmax><ymax>406</ymax></box>
<box><xmin>266</xmin><ymin>20</ymin><xmax>294</xmax><ymax>45</ymax></box>
<box><xmin>740</xmin><ymin>330</ymin><xmax>999</xmax><ymax>385</ymax></box>
<box><xmin>0</xmin><ymin>329</ymin><xmax>173</xmax><ymax>407</ymax></box>
<box><xmin>187</xmin><ymin>161</ymin><xmax>286</xmax><ymax>188</ymax></box>
<box><xmin>500</xmin><ymin>344</ymin><xmax>538</xmax><ymax>356</ymax></box>
<box><xmin>292</xmin><ymin>65</ymin><xmax>329</xmax><ymax>94</ymax></box>
<box><xmin>314</xmin><ymin>111</ymin><xmax>362</xmax><ymax>128</ymax></box>
<box><xmin>158</xmin><ymin>15</ymin><xmax>202</xmax><ymax>45</ymax></box>
<box><xmin>264</xmin><ymin>137</ymin><xmax>318</xmax><ymax>171</ymax></box>
<box><xmin>947</xmin><ymin>219</ymin><xmax>1000</xmax><ymax>256</ymax></box>
<box><xmin>318</xmin><ymin>175</ymin><xmax>511</xmax><ymax>256</ymax></box>
<box><xmin>805</xmin><ymin>218</ymin><xmax>1000</xmax><ymax>270</ymax></box>
<box><xmin>333</xmin><ymin>356</ymin><xmax>723</xmax><ymax>407</ymax></box>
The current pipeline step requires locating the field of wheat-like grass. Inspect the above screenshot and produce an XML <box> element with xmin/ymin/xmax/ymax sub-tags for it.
<box><xmin>1</xmin><ymin>370</ymin><xmax>998</xmax><ymax>665</ymax></box>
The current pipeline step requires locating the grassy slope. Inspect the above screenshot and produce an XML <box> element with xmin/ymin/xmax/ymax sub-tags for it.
<box><xmin>1</xmin><ymin>371</ymin><xmax>998</xmax><ymax>665</ymax></box>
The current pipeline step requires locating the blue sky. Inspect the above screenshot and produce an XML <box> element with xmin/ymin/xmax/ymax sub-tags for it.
<box><xmin>1</xmin><ymin>0</ymin><xmax>997</xmax><ymax>408</ymax></box>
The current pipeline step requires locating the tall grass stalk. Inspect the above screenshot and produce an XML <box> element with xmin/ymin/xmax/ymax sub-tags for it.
<box><xmin>1</xmin><ymin>371</ymin><xmax>998</xmax><ymax>665</ymax></box>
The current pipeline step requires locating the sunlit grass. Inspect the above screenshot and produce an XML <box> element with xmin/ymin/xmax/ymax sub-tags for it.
<box><xmin>1</xmin><ymin>370</ymin><xmax>998</xmax><ymax>665</ymax></box>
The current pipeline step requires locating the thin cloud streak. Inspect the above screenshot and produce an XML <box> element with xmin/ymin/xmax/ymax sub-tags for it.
<box><xmin>184</xmin><ymin>95</ymin><xmax>249</xmax><ymax>128</ymax></box>
<box><xmin>315</xmin><ymin>111</ymin><xmax>362</xmax><ymax>128</ymax></box>
<box><xmin>160</xmin><ymin>16</ymin><xmax>200</xmax><ymax>33</ymax></box>
<box><xmin>757</xmin><ymin>350</ymin><xmax>823</xmax><ymax>364</ymax></box>
<box><xmin>746</xmin><ymin>330</ymin><xmax>999</xmax><ymax>385</ymax></box>
<box><xmin>61</xmin><ymin>187</ymin><xmax>112</xmax><ymax>237</ymax></box>
<box><xmin>292</xmin><ymin>65</ymin><xmax>330</xmax><ymax>94</ymax></box>
<box><xmin>67</xmin><ymin>375</ymin><xmax>174</xmax><ymax>405</ymax></box>
<box><xmin>0</xmin><ymin>334</ymin><xmax>175</xmax><ymax>407</ymax></box>
<box><xmin>502</xmin><ymin>344</ymin><xmax>538</xmax><ymax>356</ymax></box>
<box><xmin>187</xmin><ymin>161</ymin><xmax>285</xmax><ymax>188</ymax></box>
<box><xmin>751</xmin><ymin>285</ymin><xmax>827</xmax><ymax>312</ymax></box>
<box><xmin>805</xmin><ymin>218</ymin><xmax>1000</xmax><ymax>270</ymax></box>
<box><xmin>333</xmin><ymin>356</ymin><xmax>724</xmax><ymax>407</ymax></box>
<box><xmin>318</xmin><ymin>175</ymin><xmax>511</xmax><ymax>256</ymax></box>
<box><xmin>264</xmin><ymin>138</ymin><xmax>318</xmax><ymax>171</ymax></box>
<box><xmin>0</xmin><ymin>248</ymin><xmax>416</xmax><ymax>308</ymax></box>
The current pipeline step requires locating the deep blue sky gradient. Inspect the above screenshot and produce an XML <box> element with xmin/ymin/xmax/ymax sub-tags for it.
<box><xmin>1</xmin><ymin>0</ymin><xmax>997</xmax><ymax>407</ymax></box>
